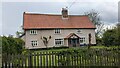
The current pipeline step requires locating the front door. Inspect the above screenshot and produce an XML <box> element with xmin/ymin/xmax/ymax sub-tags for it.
<box><xmin>67</xmin><ymin>33</ymin><xmax>80</xmax><ymax>47</ymax></box>
<box><xmin>72</xmin><ymin>39</ymin><xmax>77</xmax><ymax>47</ymax></box>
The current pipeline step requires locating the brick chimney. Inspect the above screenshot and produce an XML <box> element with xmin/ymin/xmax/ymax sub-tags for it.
<box><xmin>62</xmin><ymin>7</ymin><xmax>68</xmax><ymax>19</ymax></box>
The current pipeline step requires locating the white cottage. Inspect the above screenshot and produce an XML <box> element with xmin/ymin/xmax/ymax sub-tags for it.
<box><xmin>22</xmin><ymin>8</ymin><xmax>96</xmax><ymax>49</ymax></box>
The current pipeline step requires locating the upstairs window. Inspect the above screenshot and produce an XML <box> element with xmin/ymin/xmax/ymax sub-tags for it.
<box><xmin>80</xmin><ymin>37</ymin><xmax>85</xmax><ymax>44</ymax></box>
<box><xmin>55</xmin><ymin>39</ymin><xmax>64</xmax><ymax>45</ymax></box>
<box><xmin>55</xmin><ymin>29</ymin><xmax>61</xmax><ymax>34</ymax></box>
<box><xmin>31</xmin><ymin>40</ymin><xmax>38</xmax><ymax>47</ymax></box>
<box><xmin>30</xmin><ymin>30</ymin><xmax>37</xmax><ymax>35</ymax></box>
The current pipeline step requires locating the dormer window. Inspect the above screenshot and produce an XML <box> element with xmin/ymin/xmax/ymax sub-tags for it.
<box><xmin>30</xmin><ymin>30</ymin><xmax>37</xmax><ymax>35</ymax></box>
<box><xmin>55</xmin><ymin>29</ymin><xmax>61</xmax><ymax>34</ymax></box>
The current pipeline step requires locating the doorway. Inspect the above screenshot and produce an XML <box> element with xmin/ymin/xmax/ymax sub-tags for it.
<box><xmin>68</xmin><ymin>38</ymin><xmax>79</xmax><ymax>47</ymax></box>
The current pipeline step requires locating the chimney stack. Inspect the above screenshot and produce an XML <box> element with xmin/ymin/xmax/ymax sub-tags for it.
<box><xmin>62</xmin><ymin>7</ymin><xmax>68</xmax><ymax>19</ymax></box>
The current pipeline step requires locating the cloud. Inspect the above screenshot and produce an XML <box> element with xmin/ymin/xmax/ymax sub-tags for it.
<box><xmin>67</xmin><ymin>2</ymin><xmax>118</xmax><ymax>24</ymax></box>
<box><xmin>2</xmin><ymin>0</ymin><xmax>119</xmax><ymax>2</ymax></box>
<box><xmin>1</xmin><ymin>2</ymin><xmax>118</xmax><ymax>36</ymax></box>
<box><xmin>118</xmin><ymin>2</ymin><xmax>120</xmax><ymax>22</ymax></box>
<box><xmin>2</xmin><ymin>0</ymin><xmax>67</xmax><ymax>2</ymax></box>
<box><xmin>97</xmin><ymin>2</ymin><xmax>118</xmax><ymax>24</ymax></box>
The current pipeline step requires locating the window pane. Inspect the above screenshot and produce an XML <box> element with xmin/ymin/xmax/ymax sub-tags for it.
<box><xmin>30</xmin><ymin>30</ymin><xmax>37</xmax><ymax>34</ymax></box>
<box><xmin>80</xmin><ymin>37</ymin><xmax>85</xmax><ymax>43</ymax></box>
<box><xmin>55</xmin><ymin>29</ymin><xmax>61</xmax><ymax>34</ymax></box>
<box><xmin>31</xmin><ymin>40</ymin><xmax>38</xmax><ymax>47</ymax></box>
<box><xmin>55</xmin><ymin>39</ymin><xmax>63</xmax><ymax>45</ymax></box>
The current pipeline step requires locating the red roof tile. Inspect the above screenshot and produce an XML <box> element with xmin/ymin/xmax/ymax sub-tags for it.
<box><xmin>23</xmin><ymin>13</ymin><xmax>96</xmax><ymax>29</ymax></box>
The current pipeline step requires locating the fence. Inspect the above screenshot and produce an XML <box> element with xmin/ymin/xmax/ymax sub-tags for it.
<box><xmin>2</xmin><ymin>48</ymin><xmax>120</xmax><ymax>67</ymax></box>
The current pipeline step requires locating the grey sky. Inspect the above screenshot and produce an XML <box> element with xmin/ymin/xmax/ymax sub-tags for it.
<box><xmin>119</xmin><ymin>2</ymin><xmax>120</xmax><ymax>22</ymax></box>
<box><xmin>1</xmin><ymin>1</ymin><xmax>119</xmax><ymax>36</ymax></box>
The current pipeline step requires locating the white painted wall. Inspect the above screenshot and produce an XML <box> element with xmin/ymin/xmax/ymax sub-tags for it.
<box><xmin>23</xmin><ymin>29</ymin><xmax>96</xmax><ymax>49</ymax></box>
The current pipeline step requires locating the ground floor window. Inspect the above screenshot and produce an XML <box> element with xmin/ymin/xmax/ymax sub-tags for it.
<box><xmin>80</xmin><ymin>37</ymin><xmax>85</xmax><ymax>44</ymax></box>
<box><xmin>55</xmin><ymin>39</ymin><xmax>64</xmax><ymax>45</ymax></box>
<box><xmin>31</xmin><ymin>40</ymin><xmax>38</xmax><ymax>47</ymax></box>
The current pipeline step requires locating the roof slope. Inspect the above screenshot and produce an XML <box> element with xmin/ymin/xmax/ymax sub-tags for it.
<box><xmin>23</xmin><ymin>13</ymin><xmax>96</xmax><ymax>29</ymax></box>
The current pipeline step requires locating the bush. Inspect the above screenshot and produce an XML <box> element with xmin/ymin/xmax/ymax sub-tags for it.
<box><xmin>2</xmin><ymin>36</ymin><xmax>24</xmax><ymax>54</ymax></box>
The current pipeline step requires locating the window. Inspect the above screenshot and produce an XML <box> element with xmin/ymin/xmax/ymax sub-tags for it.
<box><xmin>30</xmin><ymin>30</ymin><xmax>37</xmax><ymax>35</ymax></box>
<box><xmin>80</xmin><ymin>37</ymin><xmax>85</xmax><ymax>44</ymax></box>
<box><xmin>55</xmin><ymin>29</ymin><xmax>61</xmax><ymax>34</ymax></box>
<box><xmin>55</xmin><ymin>39</ymin><xmax>64</xmax><ymax>45</ymax></box>
<box><xmin>31</xmin><ymin>41</ymin><xmax>38</xmax><ymax>47</ymax></box>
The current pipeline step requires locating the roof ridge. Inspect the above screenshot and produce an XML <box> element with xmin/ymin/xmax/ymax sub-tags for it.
<box><xmin>24</xmin><ymin>12</ymin><xmax>88</xmax><ymax>16</ymax></box>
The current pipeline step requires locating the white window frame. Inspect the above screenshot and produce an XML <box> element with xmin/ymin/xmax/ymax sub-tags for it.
<box><xmin>55</xmin><ymin>39</ymin><xmax>64</xmax><ymax>46</ymax></box>
<box><xmin>30</xmin><ymin>30</ymin><xmax>37</xmax><ymax>35</ymax></box>
<box><xmin>31</xmin><ymin>40</ymin><xmax>38</xmax><ymax>47</ymax></box>
<box><xmin>80</xmin><ymin>37</ymin><xmax>86</xmax><ymax>44</ymax></box>
<box><xmin>54</xmin><ymin>29</ymin><xmax>61</xmax><ymax>34</ymax></box>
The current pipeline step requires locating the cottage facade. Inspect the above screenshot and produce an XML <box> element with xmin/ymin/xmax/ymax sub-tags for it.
<box><xmin>22</xmin><ymin>8</ymin><xmax>96</xmax><ymax>49</ymax></box>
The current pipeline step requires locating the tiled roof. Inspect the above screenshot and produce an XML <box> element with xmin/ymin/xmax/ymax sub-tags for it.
<box><xmin>23</xmin><ymin>13</ymin><xmax>96</xmax><ymax>29</ymax></box>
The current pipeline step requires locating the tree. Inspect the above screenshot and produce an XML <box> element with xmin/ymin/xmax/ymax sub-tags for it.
<box><xmin>41</xmin><ymin>36</ymin><xmax>51</xmax><ymax>48</ymax></box>
<box><xmin>102</xmin><ymin>29</ymin><xmax>116</xmax><ymax>46</ymax></box>
<box><xmin>102</xmin><ymin>23</ymin><xmax>120</xmax><ymax>46</ymax></box>
<box><xmin>115</xmin><ymin>23</ymin><xmax>120</xmax><ymax>45</ymax></box>
<box><xmin>2</xmin><ymin>36</ymin><xmax>24</xmax><ymax>54</ymax></box>
<box><xmin>16</xmin><ymin>31</ymin><xmax>24</xmax><ymax>38</ymax></box>
<box><xmin>85</xmin><ymin>9</ymin><xmax>104</xmax><ymax>37</ymax></box>
<box><xmin>85</xmin><ymin>9</ymin><xmax>104</xmax><ymax>46</ymax></box>
<box><xmin>16</xmin><ymin>25</ymin><xmax>24</xmax><ymax>38</ymax></box>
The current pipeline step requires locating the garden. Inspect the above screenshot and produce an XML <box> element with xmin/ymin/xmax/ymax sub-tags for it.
<box><xmin>2</xmin><ymin>46</ymin><xmax>120</xmax><ymax>67</ymax></box>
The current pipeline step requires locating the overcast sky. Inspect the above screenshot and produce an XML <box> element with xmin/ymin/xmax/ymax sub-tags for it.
<box><xmin>1</xmin><ymin>0</ymin><xmax>119</xmax><ymax>36</ymax></box>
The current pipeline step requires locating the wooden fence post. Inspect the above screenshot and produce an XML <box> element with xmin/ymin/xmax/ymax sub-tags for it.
<box><xmin>28</xmin><ymin>53</ymin><xmax>32</xmax><ymax>68</ymax></box>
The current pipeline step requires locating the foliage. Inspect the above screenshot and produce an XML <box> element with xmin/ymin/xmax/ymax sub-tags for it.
<box><xmin>102</xmin><ymin>29</ymin><xmax>116</xmax><ymax>46</ymax></box>
<box><xmin>2</xmin><ymin>46</ymin><xmax>119</xmax><ymax>66</ymax></box>
<box><xmin>102</xmin><ymin>23</ymin><xmax>120</xmax><ymax>46</ymax></box>
<box><xmin>33</xmin><ymin>46</ymin><xmax>119</xmax><ymax>53</ymax></box>
<box><xmin>116</xmin><ymin>23</ymin><xmax>120</xmax><ymax>45</ymax></box>
<box><xmin>56</xmin><ymin>47</ymin><xmax>120</xmax><ymax>66</ymax></box>
<box><xmin>0</xmin><ymin>36</ymin><xmax>2</xmax><ymax>55</ymax></box>
<box><xmin>1</xmin><ymin>36</ymin><xmax>24</xmax><ymax>54</ymax></box>
<box><xmin>96</xmin><ymin>36</ymin><xmax>102</xmax><ymax>45</ymax></box>
<box><xmin>16</xmin><ymin>25</ymin><xmax>24</xmax><ymax>38</ymax></box>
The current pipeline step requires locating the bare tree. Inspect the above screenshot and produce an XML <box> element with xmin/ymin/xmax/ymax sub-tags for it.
<box><xmin>41</xmin><ymin>36</ymin><xmax>51</xmax><ymax>48</ymax></box>
<box><xmin>85</xmin><ymin>9</ymin><xmax>104</xmax><ymax>37</ymax></box>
